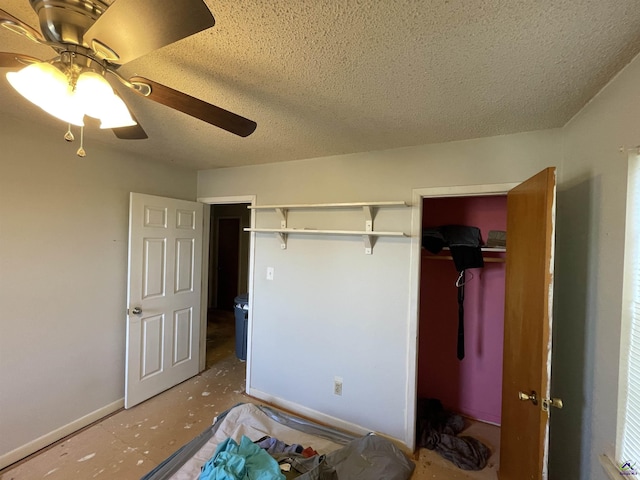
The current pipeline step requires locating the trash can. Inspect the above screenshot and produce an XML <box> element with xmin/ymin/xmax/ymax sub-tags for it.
<box><xmin>233</xmin><ymin>293</ymin><xmax>249</xmax><ymax>361</ymax></box>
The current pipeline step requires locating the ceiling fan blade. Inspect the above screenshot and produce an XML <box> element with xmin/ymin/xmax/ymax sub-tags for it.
<box><xmin>0</xmin><ymin>52</ymin><xmax>41</xmax><ymax>69</ymax></box>
<box><xmin>0</xmin><ymin>8</ymin><xmax>46</xmax><ymax>44</ymax></box>
<box><xmin>83</xmin><ymin>0</ymin><xmax>215</xmax><ymax>65</ymax></box>
<box><xmin>112</xmin><ymin>122</ymin><xmax>148</xmax><ymax>140</ymax></box>
<box><xmin>129</xmin><ymin>76</ymin><xmax>257</xmax><ymax>137</ymax></box>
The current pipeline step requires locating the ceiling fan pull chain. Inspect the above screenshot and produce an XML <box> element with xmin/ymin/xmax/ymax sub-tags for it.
<box><xmin>76</xmin><ymin>126</ymin><xmax>86</xmax><ymax>157</ymax></box>
<box><xmin>64</xmin><ymin>124</ymin><xmax>75</xmax><ymax>142</ymax></box>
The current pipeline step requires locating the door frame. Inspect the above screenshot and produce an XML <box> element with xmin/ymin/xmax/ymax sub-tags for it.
<box><xmin>406</xmin><ymin>182</ymin><xmax>518</xmax><ymax>449</ymax></box>
<box><xmin>197</xmin><ymin>195</ymin><xmax>256</xmax><ymax>377</ymax></box>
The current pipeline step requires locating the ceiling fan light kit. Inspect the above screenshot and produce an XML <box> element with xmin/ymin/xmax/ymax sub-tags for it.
<box><xmin>7</xmin><ymin>61</ymin><xmax>82</xmax><ymax>125</ymax></box>
<box><xmin>0</xmin><ymin>0</ymin><xmax>257</xmax><ymax>156</ymax></box>
<box><xmin>7</xmin><ymin>59</ymin><xmax>136</xmax><ymax>128</ymax></box>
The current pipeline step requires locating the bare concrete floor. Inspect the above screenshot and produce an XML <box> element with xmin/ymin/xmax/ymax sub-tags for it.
<box><xmin>0</xmin><ymin>310</ymin><xmax>499</xmax><ymax>480</ymax></box>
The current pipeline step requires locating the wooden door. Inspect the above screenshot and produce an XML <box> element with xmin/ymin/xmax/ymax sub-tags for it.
<box><xmin>125</xmin><ymin>193</ymin><xmax>203</xmax><ymax>408</ymax></box>
<box><xmin>499</xmin><ymin>167</ymin><xmax>556</xmax><ymax>479</ymax></box>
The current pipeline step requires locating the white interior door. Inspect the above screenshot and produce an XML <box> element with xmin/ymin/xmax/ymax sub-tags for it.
<box><xmin>125</xmin><ymin>193</ymin><xmax>203</xmax><ymax>409</ymax></box>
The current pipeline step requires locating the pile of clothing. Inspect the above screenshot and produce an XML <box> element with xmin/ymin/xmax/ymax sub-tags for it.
<box><xmin>199</xmin><ymin>436</ymin><xmax>284</xmax><ymax>479</ymax></box>
<box><xmin>199</xmin><ymin>433</ymin><xmax>414</xmax><ymax>480</ymax></box>
<box><xmin>254</xmin><ymin>435</ymin><xmax>318</xmax><ymax>460</ymax></box>
<box><xmin>416</xmin><ymin>398</ymin><xmax>490</xmax><ymax>471</ymax></box>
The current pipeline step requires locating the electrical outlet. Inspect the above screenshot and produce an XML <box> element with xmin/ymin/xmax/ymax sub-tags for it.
<box><xmin>334</xmin><ymin>377</ymin><xmax>343</xmax><ymax>396</ymax></box>
<box><xmin>266</xmin><ymin>267</ymin><xmax>274</xmax><ymax>280</ymax></box>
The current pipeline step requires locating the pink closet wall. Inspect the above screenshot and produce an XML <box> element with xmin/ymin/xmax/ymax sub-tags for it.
<box><xmin>418</xmin><ymin>196</ymin><xmax>507</xmax><ymax>425</ymax></box>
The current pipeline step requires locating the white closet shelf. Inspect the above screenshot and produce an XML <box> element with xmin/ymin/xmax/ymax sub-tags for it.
<box><xmin>246</xmin><ymin>201</ymin><xmax>409</xmax><ymax>254</ymax></box>
<box><xmin>244</xmin><ymin>228</ymin><xmax>406</xmax><ymax>237</ymax></box>
<box><xmin>424</xmin><ymin>246</ymin><xmax>507</xmax><ymax>263</ymax></box>
<box><xmin>248</xmin><ymin>201</ymin><xmax>408</xmax><ymax>210</ymax></box>
<box><xmin>425</xmin><ymin>255</ymin><xmax>506</xmax><ymax>263</ymax></box>
<box><xmin>442</xmin><ymin>246</ymin><xmax>506</xmax><ymax>253</ymax></box>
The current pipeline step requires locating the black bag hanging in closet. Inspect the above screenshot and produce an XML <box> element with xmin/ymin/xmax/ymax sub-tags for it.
<box><xmin>457</xmin><ymin>271</ymin><xmax>466</xmax><ymax>360</ymax></box>
<box><xmin>422</xmin><ymin>225</ymin><xmax>484</xmax><ymax>359</ymax></box>
<box><xmin>423</xmin><ymin>225</ymin><xmax>485</xmax><ymax>360</ymax></box>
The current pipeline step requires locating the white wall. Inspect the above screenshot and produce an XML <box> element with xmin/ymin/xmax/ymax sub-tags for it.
<box><xmin>198</xmin><ymin>129</ymin><xmax>563</xmax><ymax>443</ymax></box>
<box><xmin>549</xmin><ymin>55</ymin><xmax>640</xmax><ymax>479</ymax></box>
<box><xmin>0</xmin><ymin>114</ymin><xmax>197</xmax><ymax>467</ymax></box>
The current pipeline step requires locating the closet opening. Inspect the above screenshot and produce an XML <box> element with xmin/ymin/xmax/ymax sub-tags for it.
<box><xmin>416</xmin><ymin>194</ymin><xmax>507</xmax><ymax>476</ymax></box>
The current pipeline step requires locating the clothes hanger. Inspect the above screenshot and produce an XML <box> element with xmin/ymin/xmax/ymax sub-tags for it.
<box><xmin>455</xmin><ymin>270</ymin><xmax>474</xmax><ymax>287</ymax></box>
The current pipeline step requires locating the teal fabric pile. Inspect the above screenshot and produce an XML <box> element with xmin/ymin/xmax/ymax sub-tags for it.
<box><xmin>199</xmin><ymin>435</ymin><xmax>285</xmax><ymax>480</ymax></box>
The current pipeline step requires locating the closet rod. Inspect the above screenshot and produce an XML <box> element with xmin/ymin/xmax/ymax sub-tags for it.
<box><xmin>424</xmin><ymin>255</ymin><xmax>505</xmax><ymax>263</ymax></box>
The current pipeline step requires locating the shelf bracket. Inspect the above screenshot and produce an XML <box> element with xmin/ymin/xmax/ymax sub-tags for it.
<box><xmin>362</xmin><ymin>206</ymin><xmax>374</xmax><ymax>232</ymax></box>
<box><xmin>275</xmin><ymin>208</ymin><xmax>288</xmax><ymax>228</ymax></box>
<box><xmin>275</xmin><ymin>231</ymin><xmax>287</xmax><ymax>250</ymax></box>
<box><xmin>363</xmin><ymin>234</ymin><xmax>374</xmax><ymax>255</ymax></box>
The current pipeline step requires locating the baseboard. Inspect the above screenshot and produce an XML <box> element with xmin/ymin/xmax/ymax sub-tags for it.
<box><xmin>246</xmin><ymin>388</ymin><xmax>376</xmax><ymax>440</ymax></box>
<box><xmin>0</xmin><ymin>398</ymin><xmax>124</xmax><ymax>470</ymax></box>
<box><xmin>460</xmin><ymin>413</ymin><xmax>501</xmax><ymax>427</ymax></box>
<box><xmin>246</xmin><ymin>389</ymin><xmax>414</xmax><ymax>454</ymax></box>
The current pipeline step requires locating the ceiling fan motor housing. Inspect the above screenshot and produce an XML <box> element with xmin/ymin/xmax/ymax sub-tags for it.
<box><xmin>30</xmin><ymin>0</ymin><xmax>108</xmax><ymax>47</ymax></box>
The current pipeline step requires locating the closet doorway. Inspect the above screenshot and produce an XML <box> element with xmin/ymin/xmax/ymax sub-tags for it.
<box><xmin>417</xmin><ymin>194</ymin><xmax>507</xmax><ymax>476</ymax></box>
<box><xmin>418</xmin><ymin>195</ymin><xmax>507</xmax><ymax>421</ymax></box>
<box><xmin>409</xmin><ymin>168</ymin><xmax>558</xmax><ymax>479</ymax></box>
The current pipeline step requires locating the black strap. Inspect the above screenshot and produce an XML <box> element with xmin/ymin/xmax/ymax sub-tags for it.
<box><xmin>457</xmin><ymin>271</ymin><xmax>465</xmax><ymax>360</ymax></box>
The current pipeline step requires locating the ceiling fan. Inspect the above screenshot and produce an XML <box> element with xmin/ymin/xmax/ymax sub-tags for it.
<box><xmin>0</xmin><ymin>0</ymin><xmax>257</xmax><ymax>155</ymax></box>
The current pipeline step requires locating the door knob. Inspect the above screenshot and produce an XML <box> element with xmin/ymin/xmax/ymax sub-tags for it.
<box><xmin>130</xmin><ymin>307</ymin><xmax>142</xmax><ymax>315</ymax></box>
<box><xmin>542</xmin><ymin>397</ymin><xmax>564</xmax><ymax>411</ymax></box>
<box><xmin>518</xmin><ymin>391</ymin><xmax>538</xmax><ymax>405</ymax></box>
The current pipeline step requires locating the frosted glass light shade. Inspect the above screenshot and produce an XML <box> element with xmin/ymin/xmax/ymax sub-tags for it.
<box><xmin>6</xmin><ymin>62</ymin><xmax>84</xmax><ymax>126</ymax></box>
<box><xmin>75</xmin><ymin>71</ymin><xmax>136</xmax><ymax>128</ymax></box>
<box><xmin>7</xmin><ymin>63</ymin><xmax>136</xmax><ymax>129</ymax></box>
<box><xmin>96</xmin><ymin>94</ymin><xmax>136</xmax><ymax>129</ymax></box>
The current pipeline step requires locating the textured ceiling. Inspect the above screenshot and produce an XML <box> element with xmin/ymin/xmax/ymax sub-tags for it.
<box><xmin>2</xmin><ymin>0</ymin><xmax>640</xmax><ymax>170</ymax></box>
